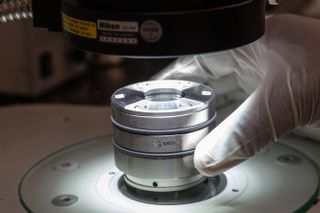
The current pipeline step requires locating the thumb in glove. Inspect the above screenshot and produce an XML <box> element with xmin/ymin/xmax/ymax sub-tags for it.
<box><xmin>194</xmin><ymin>14</ymin><xmax>320</xmax><ymax>176</ymax></box>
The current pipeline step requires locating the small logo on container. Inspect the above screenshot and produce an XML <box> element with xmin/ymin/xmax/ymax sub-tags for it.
<box><xmin>140</xmin><ymin>20</ymin><xmax>162</xmax><ymax>43</ymax></box>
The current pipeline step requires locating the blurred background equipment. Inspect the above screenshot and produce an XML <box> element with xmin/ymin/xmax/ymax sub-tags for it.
<box><xmin>0</xmin><ymin>20</ymin><xmax>89</xmax><ymax>98</ymax></box>
<box><xmin>0</xmin><ymin>20</ymin><xmax>172</xmax><ymax>105</ymax></box>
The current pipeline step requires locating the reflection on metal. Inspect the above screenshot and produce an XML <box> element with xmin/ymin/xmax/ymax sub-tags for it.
<box><xmin>118</xmin><ymin>174</ymin><xmax>227</xmax><ymax>205</ymax></box>
<box><xmin>123</xmin><ymin>174</ymin><xmax>206</xmax><ymax>193</ymax></box>
<box><xmin>111</xmin><ymin>80</ymin><xmax>216</xmax><ymax>192</ymax></box>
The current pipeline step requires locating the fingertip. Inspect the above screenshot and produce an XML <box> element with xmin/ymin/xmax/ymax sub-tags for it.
<box><xmin>193</xmin><ymin>147</ymin><xmax>218</xmax><ymax>177</ymax></box>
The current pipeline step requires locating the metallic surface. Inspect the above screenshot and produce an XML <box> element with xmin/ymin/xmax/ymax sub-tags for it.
<box><xmin>113</xmin><ymin>125</ymin><xmax>213</xmax><ymax>153</ymax></box>
<box><xmin>114</xmin><ymin>146</ymin><xmax>199</xmax><ymax>192</ymax></box>
<box><xmin>119</xmin><ymin>175</ymin><xmax>227</xmax><ymax>205</ymax></box>
<box><xmin>111</xmin><ymin>80</ymin><xmax>216</xmax><ymax>129</ymax></box>
<box><xmin>113</xmin><ymin>141</ymin><xmax>195</xmax><ymax>158</ymax></box>
<box><xmin>124</xmin><ymin>174</ymin><xmax>206</xmax><ymax>192</ymax></box>
<box><xmin>111</xmin><ymin>80</ymin><xmax>216</xmax><ymax>191</ymax></box>
<box><xmin>19</xmin><ymin>134</ymin><xmax>319</xmax><ymax>213</ymax></box>
<box><xmin>112</xmin><ymin>111</ymin><xmax>212</xmax><ymax>131</ymax></box>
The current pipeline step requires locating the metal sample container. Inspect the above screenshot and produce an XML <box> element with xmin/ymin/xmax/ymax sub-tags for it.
<box><xmin>111</xmin><ymin>80</ymin><xmax>216</xmax><ymax>192</ymax></box>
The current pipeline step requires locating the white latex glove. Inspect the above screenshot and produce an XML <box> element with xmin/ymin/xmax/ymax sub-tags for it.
<box><xmin>153</xmin><ymin>14</ymin><xmax>320</xmax><ymax>176</ymax></box>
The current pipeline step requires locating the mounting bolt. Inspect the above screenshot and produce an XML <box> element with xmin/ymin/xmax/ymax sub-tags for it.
<box><xmin>53</xmin><ymin>161</ymin><xmax>79</xmax><ymax>172</ymax></box>
<box><xmin>276</xmin><ymin>155</ymin><xmax>301</xmax><ymax>165</ymax></box>
<box><xmin>51</xmin><ymin>194</ymin><xmax>78</xmax><ymax>207</ymax></box>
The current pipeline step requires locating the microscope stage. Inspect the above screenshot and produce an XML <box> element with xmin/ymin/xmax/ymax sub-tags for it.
<box><xmin>19</xmin><ymin>135</ymin><xmax>319</xmax><ymax>213</ymax></box>
<box><xmin>1</xmin><ymin>105</ymin><xmax>319</xmax><ymax>212</ymax></box>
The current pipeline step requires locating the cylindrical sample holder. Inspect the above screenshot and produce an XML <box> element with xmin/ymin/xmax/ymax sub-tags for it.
<box><xmin>111</xmin><ymin>80</ymin><xmax>216</xmax><ymax>192</ymax></box>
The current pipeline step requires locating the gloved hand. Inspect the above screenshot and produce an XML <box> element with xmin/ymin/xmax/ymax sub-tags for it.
<box><xmin>152</xmin><ymin>14</ymin><xmax>320</xmax><ymax>176</ymax></box>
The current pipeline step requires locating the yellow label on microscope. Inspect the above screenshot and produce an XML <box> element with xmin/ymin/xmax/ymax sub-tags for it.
<box><xmin>62</xmin><ymin>13</ymin><xmax>97</xmax><ymax>39</ymax></box>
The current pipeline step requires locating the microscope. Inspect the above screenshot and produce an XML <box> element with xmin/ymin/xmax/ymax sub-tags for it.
<box><xmin>2</xmin><ymin>1</ymin><xmax>320</xmax><ymax>212</ymax></box>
